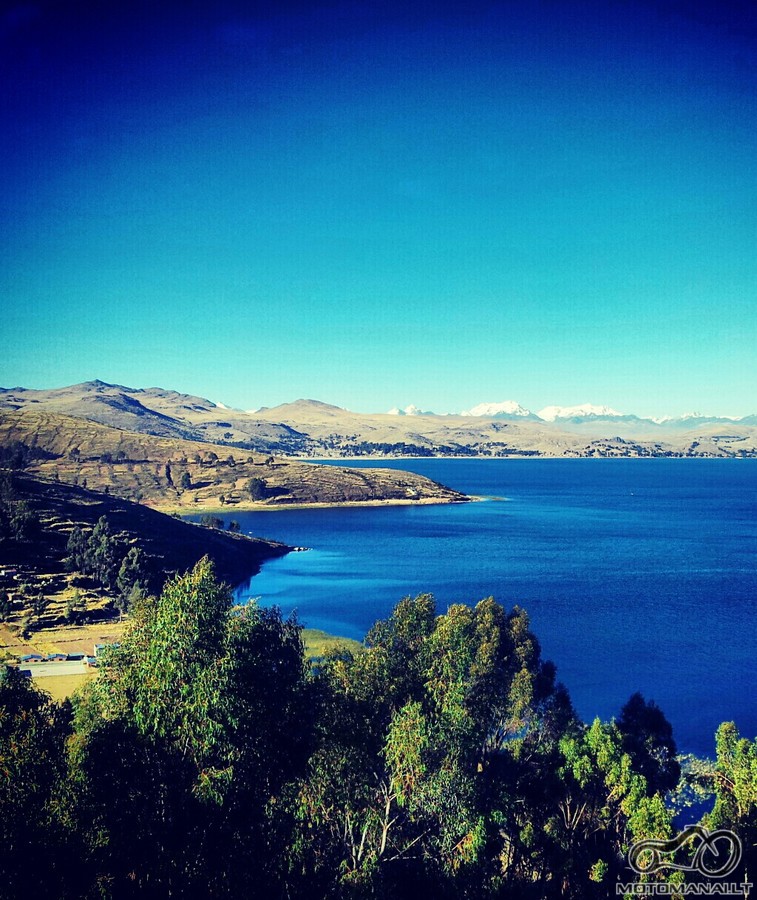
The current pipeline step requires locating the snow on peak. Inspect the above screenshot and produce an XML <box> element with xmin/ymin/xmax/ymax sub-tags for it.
<box><xmin>387</xmin><ymin>404</ymin><xmax>433</xmax><ymax>416</ymax></box>
<box><xmin>461</xmin><ymin>400</ymin><xmax>533</xmax><ymax>418</ymax></box>
<box><xmin>676</xmin><ymin>411</ymin><xmax>739</xmax><ymax>422</ymax></box>
<box><xmin>537</xmin><ymin>403</ymin><xmax>624</xmax><ymax>422</ymax></box>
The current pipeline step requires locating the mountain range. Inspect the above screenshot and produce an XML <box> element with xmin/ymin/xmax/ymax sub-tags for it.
<box><xmin>395</xmin><ymin>400</ymin><xmax>757</xmax><ymax>428</ymax></box>
<box><xmin>1</xmin><ymin>381</ymin><xmax>756</xmax><ymax>458</ymax></box>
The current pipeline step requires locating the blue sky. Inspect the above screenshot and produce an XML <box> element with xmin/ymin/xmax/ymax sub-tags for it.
<box><xmin>2</xmin><ymin>1</ymin><xmax>756</xmax><ymax>416</ymax></box>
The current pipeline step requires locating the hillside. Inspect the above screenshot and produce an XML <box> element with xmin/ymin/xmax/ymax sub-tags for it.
<box><xmin>0</xmin><ymin>381</ymin><xmax>307</xmax><ymax>451</ymax></box>
<box><xmin>3</xmin><ymin>380</ymin><xmax>756</xmax><ymax>457</ymax></box>
<box><xmin>0</xmin><ymin>470</ymin><xmax>290</xmax><ymax>643</ymax></box>
<box><xmin>0</xmin><ymin>409</ymin><xmax>468</xmax><ymax>510</ymax></box>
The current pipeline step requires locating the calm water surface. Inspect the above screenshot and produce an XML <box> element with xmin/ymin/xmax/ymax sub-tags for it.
<box><xmin>222</xmin><ymin>459</ymin><xmax>756</xmax><ymax>756</ymax></box>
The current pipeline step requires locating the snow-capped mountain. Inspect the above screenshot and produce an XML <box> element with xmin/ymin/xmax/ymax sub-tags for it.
<box><xmin>387</xmin><ymin>400</ymin><xmax>757</xmax><ymax>428</ymax></box>
<box><xmin>650</xmin><ymin>412</ymin><xmax>743</xmax><ymax>428</ymax></box>
<box><xmin>537</xmin><ymin>404</ymin><xmax>626</xmax><ymax>422</ymax></box>
<box><xmin>461</xmin><ymin>401</ymin><xmax>538</xmax><ymax>419</ymax></box>
<box><xmin>387</xmin><ymin>404</ymin><xmax>435</xmax><ymax>416</ymax></box>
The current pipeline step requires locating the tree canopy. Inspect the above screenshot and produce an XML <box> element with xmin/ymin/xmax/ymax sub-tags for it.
<box><xmin>0</xmin><ymin>564</ymin><xmax>751</xmax><ymax>898</ymax></box>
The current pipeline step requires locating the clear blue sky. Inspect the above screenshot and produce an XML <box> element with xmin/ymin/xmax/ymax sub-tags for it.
<box><xmin>2</xmin><ymin>1</ymin><xmax>756</xmax><ymax>417</ymax></box>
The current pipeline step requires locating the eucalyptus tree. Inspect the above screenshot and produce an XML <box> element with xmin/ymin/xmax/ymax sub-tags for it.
<box><xmin>288</xmin><ymin>594</ymin><xmax>578</xmax><ymax>898</ymax></box>
<box><xmin>70</xmin><ymin>556</ymin><xmax>314</xmax><ymax>897</ymax></box>
<box><xmin>0</xmin><ymin>667</ymin><xmax>73</xmax><ymax>895</ymax></box>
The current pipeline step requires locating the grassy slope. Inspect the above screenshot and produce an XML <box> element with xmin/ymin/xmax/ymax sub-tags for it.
<box><xmin>0</xmin><ymin>409</ymin><xmax>468</xmax><ymax>509</ymax></box>
<box><xmin>0</xmin><ymin>472</ymin><xmax>290</xmax><ymax>648</ymax></box>
<box><xmin>14</xmin><ymin>627</ymin><xmax>363</xmax><ymax>701</ymax></box>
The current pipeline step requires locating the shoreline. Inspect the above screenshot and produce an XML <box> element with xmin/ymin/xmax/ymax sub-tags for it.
<box><xmin>291</xmin><ymin>454</ymin><xmax>751</xmax><ymax>462</ymax></box>
<box><xmin>151</xmin><ymin>495</ymin><xmax>473</xmax><ymax>516</ymax></box>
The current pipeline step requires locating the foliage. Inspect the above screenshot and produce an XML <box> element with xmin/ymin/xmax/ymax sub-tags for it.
<box><xmin>66</xmin><ymin>516</ymin><xmax>154</xmax><ymax>609</ymax></box>
<box><xmin>69</xmin><ymin>557</ymin><xmax>314</xmax><ymax>896</ymax></box>
<box><xmin>199</xmin><ymin>514</ymin><xmax>224</xmax><ymax>530</ymax></box>
<box><xmin>703</xmin><ymin>722</ymin><xmax>757</xmax><ymax>881</ymax></box>
<box><xmin>289</xmin><ymin>596</ymin><xmax>595</xmax><ymax>898</ymax></box>
<box><xmin>0</xmin><ymin>440</ymin><xmax>57</xmax><ymax>469</ymax></box>
<box><xmin>0</xmin><ymin>473</ymin><xmax>40</xmax><ymax>542</ymax></box>
<box><xmin>617</xmin><ymin>692</ymin><xmax>681</xmax><ymax>795</ymax></box>
<box><xmin>246</xmin><ymin>476</ymin><xmax>270</xmax><ymax>500</ymax></box>
<box><xmin>0</xmin><ymin>667</ymin><xmax>73</xmax><ymax>895</ymax></box>
<box><xmin>0</xmin><ymin>572</ymin><xmax>744</xmax><ymax>898</ymax></box>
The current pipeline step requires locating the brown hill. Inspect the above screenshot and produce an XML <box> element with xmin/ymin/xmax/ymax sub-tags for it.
<box><xmin>0</xmin><ymin>471</ymin><xmax>290</xmax><ymax>638</ymax></box>
<box><xmin>0</xmin><ymin>381</ymin><xmax>305</xmax><ymax>451</ymax></box>
<box><xmin>3</xmin><ymin>380</ymin><xmax>755</xmax><ymax>458</ymax></box>
<box><xmin>0</xmin><ymin>472</ymin><xmax>288</xmax><ymax>584</ymax></box>
<box><xmin>0</xmin><ymin>409</ymin><xmax>468</xmax><ymax>510</ymax></box>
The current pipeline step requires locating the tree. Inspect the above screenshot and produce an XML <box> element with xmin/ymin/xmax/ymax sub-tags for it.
<box><xmin>617</xmin><ymin>692</ymin><xmax>680</xmax><ymax>796</ymax></box>
<box><xmin>290</xmin><ymin>595</ymin><xmax>578</xmax><ymax>898</ymax></box>
<box><xmin>70</xmin><ymin>558</ymin><xmax>314</xmax><ymax>895</ymax></box>
<box><xmin>704</xmin><ymin>722</ymin><xmax>757</xmax><ymax>882</ymax></box>
<box><xmin>64</xmin><ymin>589</ymin><xmax>85</xmax><ymax>625</ymax></box>
<box><xmin>89</xmin><ymin>516</ymin><xmax>120</xmax><ymax>589</ymax></box>
<box><xmin>247</xmin><ymin>477</ymin><xmax>269</xmax><ymax>501</ymax></box>
<box><xmin>115</xmin><ymin>545</ymin><xmax>147</xmax><ymax>612</ymax></box>
<box><xmin>556</xmin><ymin>718</ymin><xmax>676</xmax><ymax>896</ymax></box>
<box><xmin>0</xmin><ymin>667</ymin><xmax>72</xmax><ymax>894</ymax></box>
<box><xmin>180</xmin><ymin>471</ymin><xmax>192</xmax><ymax>490</ymax></box>
<box><xmin>65</xmin><ymin>526</ymin><xmax>87</xmax><ymax>572</ymax></box>
<box><xmin>199</xmin><ymin>514</ymin><xmax>224</xmax><ymax>530</ymax></box>
<box><xmin>31</xmin><ymin>588</ymin><xmax>49</xmax><ymax>624</ymax></box>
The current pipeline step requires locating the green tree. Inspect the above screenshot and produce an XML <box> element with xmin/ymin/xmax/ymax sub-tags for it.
<box><xmin>64</xmin><ymin>589</ymin><xmax>84</xmax><ymax>625</ymax></box>
<box><xmin>704</xmin><ymin>722</ymin><xmax>757</xmax><ymax>882</ymax></box>
<box><xmin>246</xmin><ymin>477</ymin><xmax>269</xmax><ymax>501</ymax></box>
<box><xmin>115</xmin><ymin>545</ymin><xmax>147</xmax><ymax>612</ymax></box>
<box><xmin>556</xmin><ymin>718</ymin><xmax>676</xmax><ymax>896</ymax></box>
<box><xmin>71</xmin><ymin>557</ymin><xmax>313</xmax><ymax>895</ymax></box>
<box><xmin>31</xmin><ymin>588</ymin><xmax>49</xmax><ymax>624</ymax></box>
<box><xmin>89</xmin><ymin>516</ymin><xmax>120</xmax><ymax>589</ymax></box>
<box><xmin>65</xmin><ymin>525</ymin><xmax>87</xmax><ymax>572</ymax></box>
<box><xmin>289</xmin><ymin>595</ymin><xmax>577</xmax><ymax>898</ymax></box>
<box><xmin>617</xmin><ymin>692</ymin><xmax>680</xmax><ymax>796</ymax></box>
<box><xmin>0</xmin><ymin>667</ymin><xmax>73</xmax><ymax>895</ymax></box>
<box><xmin>199</xmin><ymin>514</ymin><xmax>224</xmax><ymax>529</ymax></box>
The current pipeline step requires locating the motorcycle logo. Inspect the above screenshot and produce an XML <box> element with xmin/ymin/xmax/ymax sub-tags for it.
<box><xmin>628</xmin><ymin>825</ymin><xmax>742</xmax><ymax>878</ymax></box>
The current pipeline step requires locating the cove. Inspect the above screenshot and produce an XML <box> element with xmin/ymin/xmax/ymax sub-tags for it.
<box><xmin>225</xmin><ymin>458</ymin><xmax>756</xmax><ymax>756</ymax></box>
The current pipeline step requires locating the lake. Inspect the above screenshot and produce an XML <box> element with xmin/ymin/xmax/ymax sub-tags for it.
<box><xmin>223</xmin><ymin>458</ymin><xmax>756</xmax><ymax>757</ymax></box>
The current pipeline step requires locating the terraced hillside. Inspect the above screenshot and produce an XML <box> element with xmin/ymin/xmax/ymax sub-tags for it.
<box><xmin>0</xmin><ymin>409</ymin><xmax>468</xmax><ymax>510</ymax></box>
<box><xmin>0</xmin><ymin>471</ymin><xmax>290</xmax><ymax>641</ymax></box>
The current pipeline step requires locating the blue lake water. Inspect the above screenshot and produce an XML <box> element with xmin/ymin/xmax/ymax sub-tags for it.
<box><xmin>218</xmin><ymin>459</ymin><xmax>755</xmax><ymax>757</ymax></box>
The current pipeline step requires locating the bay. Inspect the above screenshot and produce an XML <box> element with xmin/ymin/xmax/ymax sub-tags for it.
<box><xmin>224</xmin><ymin>458</ymin><xmax>756</xmax><ymax>757</ymax></box>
